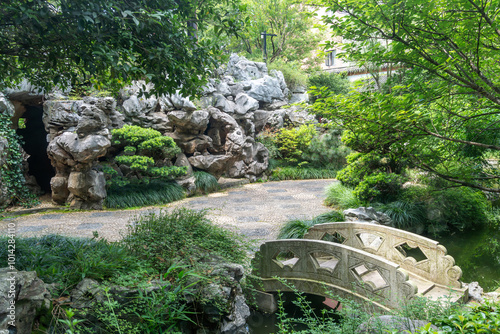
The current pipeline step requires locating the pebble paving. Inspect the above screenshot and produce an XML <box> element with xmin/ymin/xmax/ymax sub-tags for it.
<box><xmin>0</xmin><ymin>179</ymin><xmax>336</xmax><ymax>244</ymax></box>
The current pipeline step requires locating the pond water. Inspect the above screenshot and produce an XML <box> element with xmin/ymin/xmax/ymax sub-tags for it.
<box><xmin>247</xmin><ymin>292</ymin><xmax>335</xmax><ymax>334</ymax></box>
<box><xmin>434</xmin><ymin>226</ymin><xmax>500</xmax><ymax>291</ymax></box>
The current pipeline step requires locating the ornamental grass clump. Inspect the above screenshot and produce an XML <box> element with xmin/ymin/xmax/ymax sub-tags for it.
<box><xmin>122</xmin><ymin>208</ymin><xmax>249</xmax><ymax>272</ymax></box>
<box><xmin>105</xmin><ymin>181</ymin><xmax>185</xmax><ymax>209</ymax></box>
<box><xmin>324</xmin><ymin>182</ymin><xmax>363</xmax><ymax>210</ymax></box>
<box><xmin>194</xmin><ymin>171</ymin><xmax>219</xmax><ymax>194</ymax></box>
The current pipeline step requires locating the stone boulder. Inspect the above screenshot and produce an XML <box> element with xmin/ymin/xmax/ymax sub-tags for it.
<box><xmin>245</xmin><ymin>76</ymin><xmax>285</xmax><ymax>103</ymax></box>
<box><xmin>67</xmin><ymin>169</ymin><xmax>107</xmax><ymax>209</ymax></box>
<box><xmin>0</xmin><ymin>268</ymin><xmax>51</xmax><ymax>334</ymax></box>
<box><xmin>44</xmin><ymin>98</ymin><xmax>119</xmax><ymax>208</ymax></box>
<box><xmin>226</xmin><ymin>54</ymin><xmax>268</xmax><ymax>82</ymax></box>
<box><xmin>43</xmin><ymin>100</ymin><xmax>82</xmax><ymax>141</ymax></box>
<box><xmin>48</xmin><ymin>132</ymin><xmax>111</xmax><ymax>168</ymax></box>
<box><xmin>235</xmin><ymin>93</ymin><xmax>259</xmax><ymax>115</ymax></box>
<box><xmin>343</xmin><ymin>207</ymin><xmax>392</xmax><ymax>225</ymax></box>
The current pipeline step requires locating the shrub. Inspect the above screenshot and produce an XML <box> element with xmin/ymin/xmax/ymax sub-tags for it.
<box><xmin>421</xmin><ymin>300</ymin><xmax>500</xmax><ymax>334</ymax></box>
<box><xmin>256</xmin><ymin>128</ymin><xmax>281</xmax><ymax>160</ymax></box>
<box><xmin>268</xmin><ymin>60</ymin><xmax>308</xmax><ymax>90</ymax></box>
<box><xmin>301</xmin><ymin>127</ymin><xmax>350</xmax><ymax>169</ymax></box>
<box><xmin>106</xmin><ymin>125</ymin><xmax>185</xmax><ymax>188</ymax></box>
<box><xmin>275</xmin><ymin>124</ymin><xmax>317</xmax><ymax>163</ymax></box>
<box><xmin>194</xmin><ymin>171</ymin><xmax>219</xmax><ymax>193</ymax></box>
<box><xmin>375</xmin><ymin>200</ymin><xmax>426</xmax><ymax>229</ymax></box>
<box><xmin>336</xmin><ymin>152</ymin><xmax>385</xmax><ymax>188</ymax></box>
<box><xmin>122</xmin><ymin>208</ymin><xmax>249</xmax><ymax>272</ymax></box>
<box><xmin>425</xmin><ymin>187</ymin><xmax>489</xmax><ymax>231</ymax></box>
<box><xmin>400</xmin><ymin>184</ymin><xmax>490</xmax><ymax>232</ymax></box>
<box><xmin>325</xmin><ymin>182</ymin><xmax>363</xmax><ymax>209</ymax></box>
<box><xmin>308</xmin><ymin>71</ymin><xmax>350</xmax><ymax>102</ymax></box>
<box><xmin>353</xmin><ymin>172</ymin><xmax>405</xmax><ymax>203</ymax></box>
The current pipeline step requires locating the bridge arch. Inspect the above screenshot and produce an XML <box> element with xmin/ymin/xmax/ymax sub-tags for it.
<box><xmin>251</xmin><ymin>239</ymin><xmax>418</xmax><ymax>311</ymax></box>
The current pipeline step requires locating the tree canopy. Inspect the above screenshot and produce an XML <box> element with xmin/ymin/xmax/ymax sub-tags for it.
<box><xmin>313</xmin><ymin>0</ymin><xmax>500</xmax><ymax>192</ymax></box>
<box><xmin>0</xmin><ymin>0</ymin><xmax>244</xmax><ymax>96</ymax></box>
<box><xmin>226</xmin><ymin>0</ymin><xmax>323</xmax><ymax>63</ymax></box>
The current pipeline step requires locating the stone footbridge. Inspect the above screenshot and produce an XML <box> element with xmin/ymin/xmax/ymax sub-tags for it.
<box><xmin>251</xmin><ymin>222</ymin><xmax>468</xmax><ymax>311</ymax></box>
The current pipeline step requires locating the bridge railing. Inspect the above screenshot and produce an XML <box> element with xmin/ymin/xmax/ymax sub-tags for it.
<box><xmin>252</xmin><ymin>239</ymin><xmax>417</xmax><ymax>310</ymax></box>
<box><xmin>304</xmin><ymin>222</ymin><xmax>462</xmax><ymax>288</ymax></box>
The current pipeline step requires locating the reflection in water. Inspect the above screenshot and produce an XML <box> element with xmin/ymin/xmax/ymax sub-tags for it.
<box><xmin>248</xmin><ymin>292</ymin><xmax>337</xmax><ymax>334</ymax></box>
<box><xmin>433</xmin><ymin>226</ymin><xmax>500</xmax><ymax>291</ymax></box>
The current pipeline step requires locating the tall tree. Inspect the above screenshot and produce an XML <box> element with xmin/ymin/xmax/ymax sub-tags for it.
<box><xmin>0</xmin><ymin>0</ymin><xmax>244</xmax><ymax>96</ymax></box>
<box><xmin>312</xmin><ymin>0</ymin><xmax>500</xmax><ymax>192</ymax></box>
<box><xmin>227</xmin><ymin>0</ymin><xmax>323</xmax><ymax>63</ymax></box>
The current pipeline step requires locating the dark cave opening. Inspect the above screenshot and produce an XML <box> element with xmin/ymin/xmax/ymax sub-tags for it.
<box><xmin>16</xmin><ymin>105</ymin><xmax>55</xmax><ymax>194</ymax></box>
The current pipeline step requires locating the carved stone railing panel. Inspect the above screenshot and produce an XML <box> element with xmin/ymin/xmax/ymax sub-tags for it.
<box><xmin>304</xmin><ymin>222</ymin><xmax>463</xmax><ymax>288</ymax></box>
<box><xmin>252</xmin><ymin>239</ymin><xmax>417</xmax><ymax>310</ymax></box>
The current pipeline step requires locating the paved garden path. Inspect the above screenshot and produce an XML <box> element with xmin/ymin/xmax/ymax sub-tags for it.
<box><xmin>0</xmin><ymin>179</ymin><xmax>335</xmax><ymax>243</ymax></box>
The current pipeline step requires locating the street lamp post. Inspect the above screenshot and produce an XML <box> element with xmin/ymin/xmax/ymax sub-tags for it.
<box><xmin>261</xmin><ymin>31</ymin><xmax>277</xmax><ymax>63</ymax></box>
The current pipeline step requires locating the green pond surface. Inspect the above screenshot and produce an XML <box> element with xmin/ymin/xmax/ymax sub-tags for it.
<box><xmin>433</xmin><ymin>226</ymin><xmax>500</xmax><ymax>291</ymax></box>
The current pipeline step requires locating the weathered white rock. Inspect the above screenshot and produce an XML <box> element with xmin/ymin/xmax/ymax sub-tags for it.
<box><xmin>67</xmin><ymin>169</ymin><xmax>106</xmax><ymax>209</ymax></box>
<box><xmin>168</xmin><ymin>109</ymin><xmax>210</xmax><ymax>133</ymax></box>
<box><xmin>235</xmin><ymin>93</ymin><xmax>259</xmax><ymax>115</ymax></box>
<box><xmin>246</xmin><ymin>75</ymin><xmax>284</xmax><ymax>103</ymax></box>
<box><xmin>226</xmin><ymin>54</ymin><xmax>267</xmax><ymax>81</ymax></box>
<box><xmin>49</xmin><ymin>132</ymin><xmax>110</xmax><ymax>166</ymax></box>
<box><xmin>170</xmin><ymin>92</ymin><xmax>197</xmax><ymax>111</ymax></box>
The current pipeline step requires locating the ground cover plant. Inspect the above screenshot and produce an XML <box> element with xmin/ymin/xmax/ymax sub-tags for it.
<box><xmin>104</xmin><ymin>180</ymin><xmax>185</xmax><ymax>209</ymax></box>
<box><xmin>194</xmin><ymin>171</ymin><xmax>220</xmax><ymax>194</ymax></box>
<box><xmin>0</xmin><ymin>208</ymin><xmax>252</xmax><ymax>333</ymax></box>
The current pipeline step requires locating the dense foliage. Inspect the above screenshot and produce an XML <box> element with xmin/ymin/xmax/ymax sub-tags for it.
<box><xmin>122</xmin><ymin>208</ymin><xmax>249</xmax><ymax>272</ymax></box>
<box><xmin>312</xmin><ymin>0</ymin><xmax>500</xmax><ymax>193</ymax></box>
<box><xmin>0</xmin><ymin>111</ymin><xmax>38</xmax><ymax>209</ymax></box>
<box><xmin>228</xmin><ymin>0</ymin><xmax>323</xmax><ymax>63</ymax></box>
<box><xmin>307</xmin><ymin>72</ymin><xmax>350</xmax><ymax>102</ymax></box>
<box><xmin>0</xmin><ymin>209</ymin><xmax>252</xmax><ymax>332</ymax></box>
<box><xmin>106</xmin><ymin>125</ymin><xmax>186</xmax><ymax>188</ymax></box>
<box><xmin>0</xmin><ymin>0</ymin><xmax>244</xmax><ymax>96</ymax></box>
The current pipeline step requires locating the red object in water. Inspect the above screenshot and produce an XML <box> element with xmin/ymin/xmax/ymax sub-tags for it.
<box><xmin>323</xmin><ymin>298</ymin><xmax>342</xmax><ymax>311</ymax></box>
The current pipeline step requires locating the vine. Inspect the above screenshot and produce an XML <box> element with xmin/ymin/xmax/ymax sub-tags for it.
<box><xmin>0</xmin><ymin>111</ymin><xmax>39</xmax><ymax>210</ymax></box>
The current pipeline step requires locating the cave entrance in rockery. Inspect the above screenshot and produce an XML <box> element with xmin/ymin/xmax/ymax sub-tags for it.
<box><xmin>10</xmin><ymin>94</ymin><xmax>55</xmax><ymax>196</ymax></box>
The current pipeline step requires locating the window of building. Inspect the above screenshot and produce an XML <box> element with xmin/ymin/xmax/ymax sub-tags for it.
<box><xmin>325</xmin><ymin>50</ymin><xmax>336</xmax><ymax>67</ymax></box>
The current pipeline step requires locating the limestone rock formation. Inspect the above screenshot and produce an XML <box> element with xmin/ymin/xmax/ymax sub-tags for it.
<box><xmin>0</xmin><ymin>268</ymin><xmax>51</xmax><ymax>334</ymax></box>
<box><xmin>45</xmin><ymin>97</ymin><xmax>121</xmax><ymax>209</ymax></box>
<box><xmin>2</xmin><ymin>54</ymin><xmax>319</xmax><ymax>209</ymax></box>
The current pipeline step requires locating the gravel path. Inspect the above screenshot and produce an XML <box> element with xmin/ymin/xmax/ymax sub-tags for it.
<box><xmin>0</xmin><ymin>179</ymin><xmax>335</xmax><ymax>243</ymax></box>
